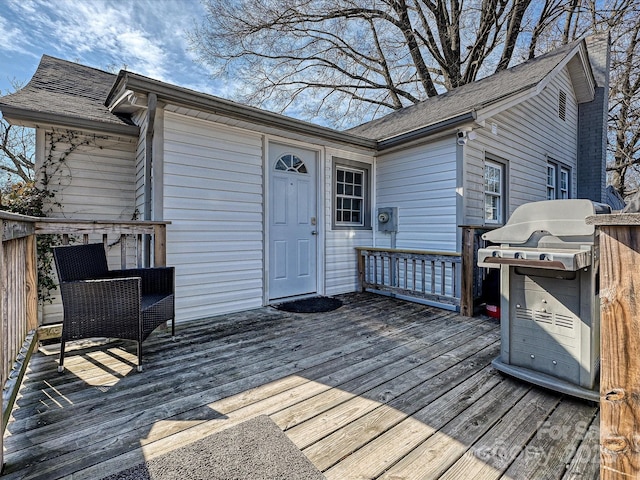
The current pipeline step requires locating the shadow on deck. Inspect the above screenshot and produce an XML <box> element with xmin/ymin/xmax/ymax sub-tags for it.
<box><xmin>2</xmin><ymin>292</ymin><xmax>599</xmax><ymax>479</ymax></box>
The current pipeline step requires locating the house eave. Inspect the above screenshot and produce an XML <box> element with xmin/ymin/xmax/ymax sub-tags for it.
<box><xmin>107</xmin><ymin>73</ymin><xmax>378</xmax><ymax>150</ymax></box>
<box><xmin>376</xmin><ymin>112</ymin><xmax>477</xmax><ymax>151</ymax></box>
<box><xmin>0</xmin><ymin>105</ymin><xmax>140</xmax><ymax>137</ymax></box>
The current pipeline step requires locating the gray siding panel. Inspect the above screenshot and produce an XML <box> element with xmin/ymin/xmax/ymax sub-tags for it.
<box><xmin>464</xmin><ymin>67</ymin><xmax>580</xmax><ymax>225</ymax></box>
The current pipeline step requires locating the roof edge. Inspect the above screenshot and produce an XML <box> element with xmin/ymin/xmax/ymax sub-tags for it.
<box><xmin>0</xmin><ymin>105</ymin><xmax>140</xmax><ymax>137</ymax></box>
<box><xmin>376</xmin><ymin>112</ymin><xmax>476</xmax><ymax>150</ymax></box>
<box><xmin>108</xmin><ymin>73</ymin><xmax>378</xmax><ymax>150</ymax></box>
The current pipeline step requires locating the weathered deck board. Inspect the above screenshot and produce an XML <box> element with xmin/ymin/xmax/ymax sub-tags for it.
<box><xmin>1</xmin><ymin>292</ymin><xmax>600</xmax><ymax>479</ymax></box>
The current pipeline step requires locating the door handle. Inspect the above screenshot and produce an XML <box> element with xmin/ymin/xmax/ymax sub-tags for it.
<box><xmin>311</xmin><ymin>230</ymin><xmax>318</xmax><ymax>235</ymax></box>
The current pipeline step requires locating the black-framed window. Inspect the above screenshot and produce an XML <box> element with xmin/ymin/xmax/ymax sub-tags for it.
<box><xmin>333</xmin><ymin>158</ymin><xmax>371</xmax><ymax>229</ymax></box>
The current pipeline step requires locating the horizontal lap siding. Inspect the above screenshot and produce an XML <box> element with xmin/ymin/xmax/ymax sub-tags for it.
<box><xmin>375</xmin><ymin>139</ymin><xmax>458</xmax><ymax>252</ymax></box>
<box><xmin>324</xmin><ymin>151</ymin><xmax>375</xmax><ymax>295</ymax></box>
<box><xmin>41</xmin><ymin>131</ymin><xmax>138</xmax><ymax>324</ymax></box>
<box><xmin>464</xmin><ymin>69</ymin><xmax>579</xmax><ymax>224</ymax></box>
<box><xmin>163</xmin><ymin>113</ymin><xmax>264</xmax><ymax>321</ymax></box>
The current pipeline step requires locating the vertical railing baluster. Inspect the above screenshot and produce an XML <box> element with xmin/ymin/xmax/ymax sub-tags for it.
<box><xmin>120</xmin><ymin>234</ymin><xmax>127</xmax><ymax>269</ymax></box>
<box><xmin>403</xmin><ymin>258</ymin><xmax>408</xmax><ymax>289</ymax></box>
<box><xmin>412</xmin><ymin>259</ymin><xmax>417</xmax><ymax>291</ymax></box>
<box><xmin>430</xmin><ymin>261</ymin><xmax>436</xmax><ymax>294</ymax></box>
<box><xmin>373</xmin><ymin>255</ymin><xmax>378</xmax><ymax>286</ymax></box>
<box><xmin>452</xmin><ymin>262</ymin><xmax>457</xmax><ymax>298</ymax></box>
<box><xmin>137</xmin><ymin>234</ymin><xmax>143</xmax><ymax>268</ymax></box>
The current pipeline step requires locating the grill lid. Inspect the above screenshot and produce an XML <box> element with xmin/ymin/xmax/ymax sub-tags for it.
<box><xmin>481</xmin><ymin>200</ymin><xmax>609</xmax><ymax>246</ymax></box>
<box><xmin>477</xmin><ymin>200</ymin><xmax>610</xmax><ymax>271</ymax></box>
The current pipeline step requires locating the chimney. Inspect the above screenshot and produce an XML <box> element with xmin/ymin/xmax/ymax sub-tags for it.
<box><xmin>577</xmin><ymin>33</ymin><xmax>610</xmax><ymax>202</ymax></box>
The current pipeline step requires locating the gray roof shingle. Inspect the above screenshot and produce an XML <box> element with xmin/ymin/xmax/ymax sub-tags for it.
<box><xmin>347</xmin><ymin>40</ymin><xmax>581</xmax><ymax>140</ymax></box>
<box><xmin>0</xmin><ymin>55</ymin><xmax>132</xmax><ymax>127</ymax></box>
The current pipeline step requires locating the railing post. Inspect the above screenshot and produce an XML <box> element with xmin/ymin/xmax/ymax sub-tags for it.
<box><xmin>356</xmin><ymin>248</ymin><xmax>365</xmax><ymax>292</ymax></box>
<box><xmin>25</xmin><ymin>234</ymin><xmax>38</xmax><ymax>331</ymax></box>
<box><xmin>460</xmin><ymin>227</ymin><xmax>475</xmax><ymax>316</ymax></box>
<box><xmin>153</xmin><ymin>224</ymin><xmax>167</xmax><ymax>267</ymax></box>
<box><xmin>587</xmin><ymin>214</ymin><xmax>640</xmax><ymax>479</ymax></box>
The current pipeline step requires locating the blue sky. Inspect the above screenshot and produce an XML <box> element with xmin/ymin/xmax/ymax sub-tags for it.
<box><xmin>0</xmin><ymin>0</ymin><xmax>224</xmax><ymax>97</ymax></box>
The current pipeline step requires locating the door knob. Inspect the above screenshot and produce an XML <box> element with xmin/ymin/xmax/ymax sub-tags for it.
<box><xmin>311</xmin><ymin>230</ymin><xmax>318</xmax><ymax>235</ymax></box>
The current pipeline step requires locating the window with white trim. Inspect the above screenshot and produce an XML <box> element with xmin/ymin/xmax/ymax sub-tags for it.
<box><xmin>560</xmin><ymin>167</ymin><xmax>570</xmax><ymax>199</ymax></box>
<box><xmin>484</xmin><ymin>160</ymin><xmax>504</xmax><ymax>224</ymax></box>
<box><xmin>547</xmin><ymin>164</ymin><xmax>557</xmax><ymax>200</ymax></box>
<box><xmin>333</xmin><ymin>159</ymin><xmax>370</xmax><ymax>229</ymax></box>
<box><xmin>547</xmin><ymin>159</ymin><xmax>571</xmax><ymax>199</ymax></box>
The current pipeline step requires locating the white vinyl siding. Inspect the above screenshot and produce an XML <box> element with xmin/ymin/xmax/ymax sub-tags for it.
<box><xmin>463</xmin><ymin>66</ymin><xmax>579</xmax><ymax>224</ymax></box>
<box><xmin>375</xmin><ymin>139</ymin><xmax>458</xmax><ymax>252</ymax></box>
<box><xmin>39</xmin><ymin>129</ymin><xmax>138</xmax><ymax>324</ymax></box>
<box><xmin>42</xmin><ymin>131</ymin><xmax>137</xmax><ymax>219</ymax></box>
<box><xmin>163</xmin><ymin>113</ymin><xmax>264</xmax><ymax>321</ymax></box>
<box><xmin>324</xmin><ymin>150</ymin><xmax>374</xmax><ymax>295</ymax></box>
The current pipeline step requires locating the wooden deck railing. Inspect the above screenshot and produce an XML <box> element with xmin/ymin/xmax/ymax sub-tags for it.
<box><xmin>1</xmin><ymin>211</ymin><xmax>37</xmax><ymax>471</ymax></box>
<box><xmin>0</xmin><ymin>212</ymin><xmax>169</xmax><ymax>469</ymax></box>
<box><xmin>356</xmin><ymin>247</ymin><xmax>462</xmax><ymax>309</ymax></box>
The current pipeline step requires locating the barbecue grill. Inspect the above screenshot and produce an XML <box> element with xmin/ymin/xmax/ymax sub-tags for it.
<box><xmin>478</xmin><ymin>199</ymin><xmax>611</xmax><ymax>401</ymax></box>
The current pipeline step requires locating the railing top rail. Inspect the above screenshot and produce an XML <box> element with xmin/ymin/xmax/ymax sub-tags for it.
<box><xmin>586</xmin><ymin>213</ymin><xmax>640</xmax><ymax>226</ymax></box>
<box><xmin>0</xmin><ymin>211</ymin><xmax>40</xmax><ymax>223</ymax></box>
<box><xmin>35</xmin><ymin>218</ymin><xmax>171</xmax><ymax>226</ymax></box>
<box><xmin>35</xmin><ymin>218</ymin><xmax>171</xmax><ymax>235</ymax></box>
<box><xmin>355</xmin><ymin>246</ymin><xmax>461</xmax><ymax>257</ymax></box>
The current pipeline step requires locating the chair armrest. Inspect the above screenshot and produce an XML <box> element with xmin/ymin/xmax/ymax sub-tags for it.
<box><xmin>109</xmin><ymin>267</ymin><xmax>174</xmax><ymax>295</ymax></box>
<box><xmin>58</xmin><ymin>277</ymin><xmax>142</xmax><ymax>340</ymax></box>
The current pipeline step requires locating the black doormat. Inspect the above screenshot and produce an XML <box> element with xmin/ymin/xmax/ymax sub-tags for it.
<box><xmin>274</xmin><ymin>296</ymin><xmax>343</xmax><ymax>313</ymax></box>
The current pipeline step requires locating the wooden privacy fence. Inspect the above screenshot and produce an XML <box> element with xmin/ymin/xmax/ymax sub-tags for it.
<box><xmin>0</xmin><ymin>212</ymin><xmax>169</xmax><ymax>470</ymax></box>
<box><xmin>356</xmin><ymin>247</ymin><xmax>462</xmax><ymax>309</ymax></box>
<box><xmin>586</xmin><ymin>213</ymin><xmax>640</xmax><ymax>479</ymax></box>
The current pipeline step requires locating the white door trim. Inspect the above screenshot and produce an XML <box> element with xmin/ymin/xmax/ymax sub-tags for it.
<box><xmin>263</xmin><ymin>137</ymin><xmax>325</xmax><ymax>304</ymax></box>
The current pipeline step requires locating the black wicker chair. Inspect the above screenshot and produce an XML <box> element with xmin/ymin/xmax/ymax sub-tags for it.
<box><xmin>53</xmin><ymin>243</ymin><xmax>175</xmax><ymax>372</ymax></box>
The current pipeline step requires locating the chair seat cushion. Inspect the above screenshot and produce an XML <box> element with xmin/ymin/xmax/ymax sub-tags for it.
<box><xmin>142</xmin><ymin>293</ymin><xmax>172</xmax><ymax>311</ymax></box>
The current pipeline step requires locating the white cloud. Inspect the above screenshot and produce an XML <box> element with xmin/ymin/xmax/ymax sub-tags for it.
<box><xmin>1</xmin><ymin>0</ymin><xmax>231</xmax><ymax>100</ymax></box>
<box><xmin>2</xmin><ymin>0</ymin><xmax>209</xmax><ymax>81</ymax></box>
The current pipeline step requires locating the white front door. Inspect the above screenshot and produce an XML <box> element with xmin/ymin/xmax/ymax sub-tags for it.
<box><xmin>268</xmin><ymin>143</ymin><xmax>318</xmax><ymax>300</ymax></box>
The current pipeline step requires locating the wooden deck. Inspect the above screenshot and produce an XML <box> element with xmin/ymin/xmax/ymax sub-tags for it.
<box><xmin>2</xmin><ymin>293</ymin><xmax>599</xmax><ymax>479</ymax></box>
